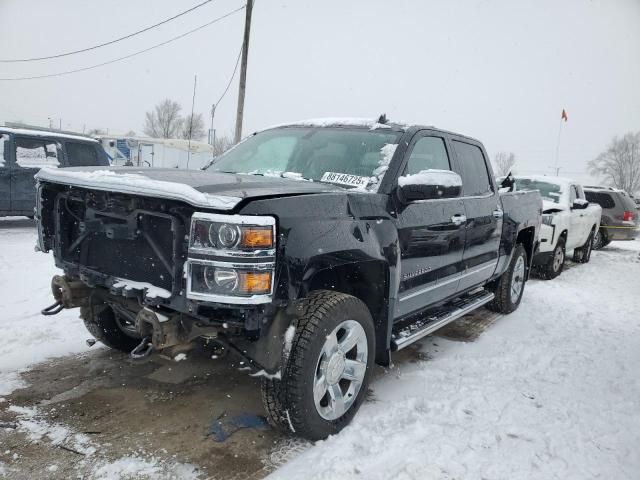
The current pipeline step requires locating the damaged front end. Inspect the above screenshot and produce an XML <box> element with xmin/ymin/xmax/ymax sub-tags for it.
<box><xmin>36</xmin><ymin>182</ymin><xmax>291</xmax><ymax>373</ymax></box>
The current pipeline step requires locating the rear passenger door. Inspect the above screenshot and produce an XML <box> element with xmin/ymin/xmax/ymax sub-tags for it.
<box><xmin>450</xmin><ymin>138</ymin><xmax>502</xmax><ymax>292</ymax></box>
<box><xmin>0</xmin><ymin>133</ymin><xmax>11</xmax><ymax>212</ymax></box>
<box><xmin>394</xmin><ymin>131</ymin><xmax>466</xmax><ymax>318</ymax></box>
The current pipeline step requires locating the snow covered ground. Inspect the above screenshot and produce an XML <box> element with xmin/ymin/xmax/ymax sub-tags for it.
<box><xmin>1</xmin><ymin>216</ymin><xmax>639</xmax><ymax>479</ymax></box>
<box><xmin>0</xmin><ymin>218</ymin><xmax>93</xmax><ymax>396</ymax></box>
<box><xmin>271</xmin><ymin>241</ymin><xmax>640</xmax><ymax>480</ymax></box>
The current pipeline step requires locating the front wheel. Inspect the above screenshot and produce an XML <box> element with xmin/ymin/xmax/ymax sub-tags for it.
<box><xmin>261</xmin><ymin>290</ymin><xmax>375</xmax><ymax>440</ymax></box>
<box><xmin>537</xmin><ymin>237</ymin><xmax>565</xmax><ymax>280</ymax></box>
<box><xmin>487</xmin><ymin>244</ymin><xmax>528</xmax><ymax>314</ymax></box>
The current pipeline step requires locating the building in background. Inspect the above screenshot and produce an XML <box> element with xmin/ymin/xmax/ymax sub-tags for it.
<box><xmin>96</xmin><ymin>135</ymin><xmax>215</xmax><ymax>170</ymax></box>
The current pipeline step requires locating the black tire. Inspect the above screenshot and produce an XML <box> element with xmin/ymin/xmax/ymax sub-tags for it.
<box><xmin>537</xmin><ymin>236</ymin><xmax>565</xmax><ymax>280</ymax></box>
<box><xmin>592</xmin><ymin>228</ymin><xmax>609</xmax><ymax>250</ymax></box>
<box><xmin>573</xmin><ymin>231</ymin><xmax>594</xmax><ymax>263</ymax></box>
<box><xmin>80</xmin><ymin>303</ymin><xmax>141</xmax><ymax>353</ymax></box>
<box><xmin>487</xmin><ymin>244</ymin><xmax>528</xmax><ymax>314</ymax></box>
<box><xmin>261</xmin><ymin>290</ymin><xmax>375</xmax><ymax>441</ymax></box>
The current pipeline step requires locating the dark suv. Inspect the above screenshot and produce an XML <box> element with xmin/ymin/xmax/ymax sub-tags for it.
<box><xmin>584</xmin><ymin>186</ymin><xmax>639</xmax><ymax>248</ymax></box>
<box><xmin>1</xmin><ymin>126</ymin><xmax>109</xmax><ymax>217</ymax></box>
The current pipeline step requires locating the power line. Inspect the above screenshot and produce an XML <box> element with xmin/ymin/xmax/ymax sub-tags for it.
<box><xmin>0</xmin><ymin>0</ymin><xmax>215</xmax><ymax>63</ymax></box>
<box><xmin>0</xmin><ymin>6</ymin><xmax>245</xmax><ymax>81</ymax></box>
<box><xmin>215</xmin><ymin>46</ymin><xmax>243</xmax><ymax>107</ymax></box>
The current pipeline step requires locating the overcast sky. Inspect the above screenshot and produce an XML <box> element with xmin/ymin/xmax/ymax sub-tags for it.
<box><xmin>1</xmin><ymin>0</ymin><xmax>639</xmax><ymax>183</ymax></box>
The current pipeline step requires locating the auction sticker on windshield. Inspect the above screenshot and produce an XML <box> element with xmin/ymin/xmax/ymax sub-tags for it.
<box><xmin>321</xmin><ymin>172</ymin><xmax>369</xmax><ymax>187</ymax></box>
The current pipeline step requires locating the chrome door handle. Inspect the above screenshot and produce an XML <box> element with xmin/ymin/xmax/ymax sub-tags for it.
<box><xmin>493</xmin><ymin>209</ymin><xmax>504</xmax><ymax>219</ymax></box>
<box><xmin>451</xmin><ymin>214</ymin><xmax>466</xmax><ymax>226</ymax></box>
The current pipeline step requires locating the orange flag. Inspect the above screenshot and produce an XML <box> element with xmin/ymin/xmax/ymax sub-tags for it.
<box><xmin>561</xmin><ymin>109</ymin><xmax>568</xmax><ymax>122</ymax></box>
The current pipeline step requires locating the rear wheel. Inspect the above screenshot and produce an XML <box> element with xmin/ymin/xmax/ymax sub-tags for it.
<box><xmin>593</xmin><ymin>228</ymin><xmax>610</xmax><ymax>250</ymax></box>
<box><xmin>261</xmin><ymin>290</ymin><xmax>375</xmax><ymax>440</ymax></box>
<box><xmin>573</xmin><ymin>231</ymin><xmax>594</xmax><ymax>263</ymax></box>
<box><xmin>487</xmin><ymin>244</ymin><xmax>527</xmax><ymax>314</ymax></box>
<box><xmin>80</xmin><ymin>304</ymin><xmax>141</xmax><ymax>353</ymax></box>
<box><xmin>537</xmin><ymin>237</ymin><xmax>565</xmax><ymax>280</ymax></box>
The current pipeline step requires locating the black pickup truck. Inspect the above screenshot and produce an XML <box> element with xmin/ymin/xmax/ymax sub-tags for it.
<box><xmin>35</xmin><ymin>118</ymin><xmax>541</xmax><ymax>440</ymax></box>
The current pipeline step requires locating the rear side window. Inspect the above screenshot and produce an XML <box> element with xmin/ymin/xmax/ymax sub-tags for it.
<box><xmin>66</xmin><ymin>142</ymin><xmax>99</xmax><ymax>166</ymax></box>
<box><xmin>15</xmin><ymin>137</ymin><xmax>60</xmax><ymax>168</ymax></box>
<box><xmin>452</xmin><ymin>140</ymin><xmax>492</xmax><ymax>196</ymax></box>
<box><xmin>404</xmin><ymin>136</ymin><xmax>450</xmax><ymax>175</ymax></box>
<box><xmin>584</xmin><ymin>191</ymin><xmax>615</xmax><ymax>209</ymax></box>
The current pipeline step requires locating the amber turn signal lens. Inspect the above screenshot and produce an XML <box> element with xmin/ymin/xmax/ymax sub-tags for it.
<box><xmin>240</xmin><ymin>227</ymin><xmax>273</xmax><ymax>248</ymax></box>
<box><xmin>238</xmin><ymin>271</ymin><xmax>272</xmax><ymax>294</ymax></box>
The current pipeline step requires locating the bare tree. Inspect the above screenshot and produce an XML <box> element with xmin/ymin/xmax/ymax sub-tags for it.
<box><xmin>212</xmin><ymin>134</ymin><xmax>234</xmax><ymax>156</ymax></box>
<box><xmin>589</xmin><ymin>132</ymin><xmax>640</xmax><ymax>194</ymax></box>
<box><xmin>493</xmin><ymin>152</ymin><xmax>516</xmax><ymax>176</ymax></box>
<box><xmin>143</xmin><ymin>99</ymin><xmax>183</xmax><ymax>138</ymax></box>
<box><xmin>180</xmin><ymin>113</ymin><xmax>206</xmax><ymax>141</ymax></box>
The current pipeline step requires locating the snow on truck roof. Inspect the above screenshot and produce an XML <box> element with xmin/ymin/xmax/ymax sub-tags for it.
<box><xmin>0</xmin><ymin>126</ymin><xmax>98</xmax><ymax>143</ymax></box>
<box><xmin>265</xmin><ymin>117</ymin><xmax>409</xmax><ymax>131</ymax></box>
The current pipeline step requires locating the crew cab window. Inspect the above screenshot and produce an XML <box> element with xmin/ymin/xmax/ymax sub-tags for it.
<box><xmin>0</xmin><ymin>134</ymin><xmax>8</xmax><ymax>167</ymax></box>
<box><xmin>585</xmin><ymin>191</ymin><xmax>615</xmax><ymax>209</ymax></box>
<box><xmin>405</xmin><ymin>136</ymin><xmax>450</xmax><ymax>175</ymax></box>
<box><xmin>15</xmin><ymin>138</ymin><xmax>60</xmax><ymax>168</ymax></box>
<box><xmin>452</xmin><ymin>140</ymin><xmax>492</xmax><ymax>196</ymax></box>
<box><xmin>66</xmin><ymin>142</ymin><xmax>99</xmax><ymax>166</ymax></box>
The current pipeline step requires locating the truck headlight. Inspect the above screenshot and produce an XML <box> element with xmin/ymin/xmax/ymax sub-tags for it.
<box><xmin>190</xmin><ymin>213</ymin><xmax>275</xmax><ymax>253</ymax></box>
<box><xmin>187</xmin><ymin>261</ymin><xmax>273</xmax><ymax>300</ymax></box>
<box><xmin>187</xmin><ymin>213</ymin><xmax>276</xmax><ymax>304</ymax></box>
<box><xmin>541</xmin><ymin>214</ymin><xmax>554</xmax><ymax>226</ymax></box>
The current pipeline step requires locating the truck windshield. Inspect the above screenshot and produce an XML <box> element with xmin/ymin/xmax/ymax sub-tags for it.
<box><xmin>515</xmin><ymin>179</ymin><xmax>563</xmax><ymax>203</ymax></box>
<box><xmin>207</xmin><ymin>127</ymin><xmax>401</xmax><ymax>188</ymax></box>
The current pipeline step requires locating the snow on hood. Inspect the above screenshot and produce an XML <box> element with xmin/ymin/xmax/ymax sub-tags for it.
<box><xmin>542</xmin><ymin>199</ymin><xmax>566</xmax><ymax>213</ymax></box>
<box><xmin>398</xmin><ymin>169</ymin><xmax>463</xmax><ymax>187</ymax></box>
<box><xmin>35</xmin><ymin>168</ymin><xmax>241</xmax><ymax>210</ymax></box>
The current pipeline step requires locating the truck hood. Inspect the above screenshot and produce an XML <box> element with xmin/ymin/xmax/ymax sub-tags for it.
<box><xmin>35</xmin><ymin>167</ymin><xmax>345</xmax><ymax>210</ymax></box>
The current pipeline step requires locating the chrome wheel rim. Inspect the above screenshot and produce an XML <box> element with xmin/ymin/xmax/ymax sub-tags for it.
<box><xmin>553</xmin><ymin>245</ymin><xmax>564</xmax><ymax>272</ymax></box>
<box><xmin>314</xmin><ymin>320</ymin><xmax>368</xmax><ymax>421</ymax></box>
<box><xmin>510</xmin><ymin>255</ymin><xmax>525</xmax><ymax>301</ymax></box>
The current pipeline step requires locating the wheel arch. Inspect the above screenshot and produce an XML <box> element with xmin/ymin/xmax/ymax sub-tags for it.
<box><xmin>302</xmin><ymin>259</ymin><xmax>390</xmax><ymax>366</ymax></box>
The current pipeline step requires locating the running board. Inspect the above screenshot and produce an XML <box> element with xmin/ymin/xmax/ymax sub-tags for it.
<box><xmin>391</xmin><ymin>290</ymin><xmax>494</xmax><ymax>351</ymax></box>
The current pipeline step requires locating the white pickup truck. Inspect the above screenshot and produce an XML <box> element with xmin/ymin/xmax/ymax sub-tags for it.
<box><xmin>508</xmin><ymin>176</ymin><xmax>602</xmax><ymax>279</ymax></box>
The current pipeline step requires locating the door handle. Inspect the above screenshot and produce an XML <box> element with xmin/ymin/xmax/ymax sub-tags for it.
<box><xmin>493</xmin><ymin>209</ymin><xmax>504</xmax><ymax>219</ymax></box>
<box><xmin>451</xmin><ymin>214</ymin><xmax>466</xmax><ymax>226</ymax></box>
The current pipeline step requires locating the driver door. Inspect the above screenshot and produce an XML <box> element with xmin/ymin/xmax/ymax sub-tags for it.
<box><xmin>394</xmin><ymin>132</ymin><xmax>466</xmax><ymax>319</ymax></box>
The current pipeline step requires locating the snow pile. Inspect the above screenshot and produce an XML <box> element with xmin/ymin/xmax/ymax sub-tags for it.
<box><xmin>270</xmin><ymin>240</ymin><xmax>640</xmax><ymax>480</ymax></box>
<box><xmin>35</xmin><ymin>168</ymin><xmax>241</xmax><ymax>210</ymax></box>
<box><xmin>8</xmin><ymin>405</ymin><xmax>97</xmax><ymax>455</ymax></box>
<box><xmin>0</xmin><ymin>218</ymin><xmax>93</xmax><ymax>396</ymax></box>
<box><xmin>398</xmin><ymin>169</ymin><xmax>462</xmax><ymax>187</ymax></box>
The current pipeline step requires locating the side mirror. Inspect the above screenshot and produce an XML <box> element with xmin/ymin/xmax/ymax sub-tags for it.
<box><xmin>572</xmin><ymin>199</ymin><xmax>589</xmax><ymax>210</ymax></box>
<box><xmin>397</xmin><ymin>169</ymin><xmax>462</xmax><ymax>203</ymax></box>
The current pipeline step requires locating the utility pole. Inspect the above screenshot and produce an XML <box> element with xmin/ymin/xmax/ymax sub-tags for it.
<box><xmin>209</xmin><ymin>103</ymin><xmax>216</xmax><ymax>145</ymax></box>
<box><xmin>234</xmin><ymin>0</ymin><xmax>254</xmax><ymax>144</ymax></box>
<box><xmin>187</xmin><ymin>74</ymin><xmax>197</xmax><ymax>169</ymax></box>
